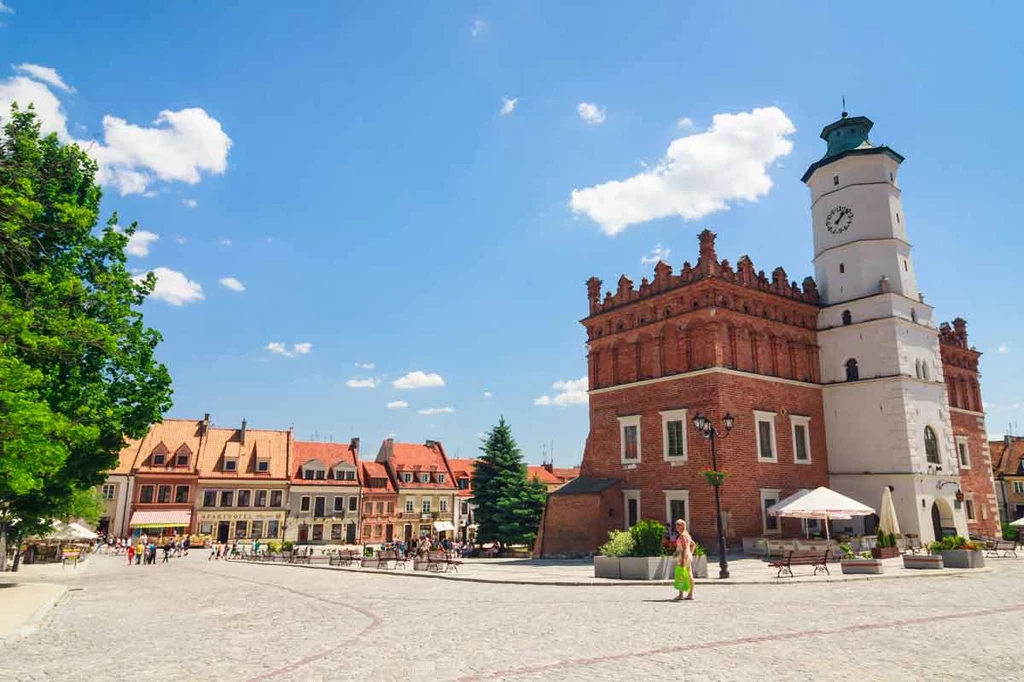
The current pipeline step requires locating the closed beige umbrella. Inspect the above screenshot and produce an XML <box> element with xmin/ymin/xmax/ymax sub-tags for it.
<box><xmin>879</xmin><ymin>487</ymin><xmax>900</xmax><ymax>536</ymax></box>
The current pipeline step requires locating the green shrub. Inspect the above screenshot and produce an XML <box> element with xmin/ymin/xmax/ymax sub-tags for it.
<box><xmin>1002</xmin><ymin>522</ymin><xmax>1019</xmax><ymax>541</ymax></box>
<box><xmin>693</xmin><ymin>542</ymin><xmax>706</xmax><ymax>557</ymax></box>
<box><xmin>599</xmin><ymin>530</ymin><xmax>634</xmax><ymax>557</ymax></box>
<box><xmin>266</xmin><ymin>540</ymin><xmax>281</xmax><ymax>553</ymax></box>
<box><xmin>928</xmin><ymin>535</ymin><xmax>982</xmax><ymax>553</ymax></box>
<box><xmin>839</xmin><ymin>543</ymin><xmax>854</xmax><ymax>559</ymax></box>
<box><xmin>629</xmin><ymin>519</ymin><xmax>667</xmax><ymax>557</ymax></box>
<box><xmin>281</xmin><ymin>541</ymin><xmax>295</xmax><ymax>552</ymax></box>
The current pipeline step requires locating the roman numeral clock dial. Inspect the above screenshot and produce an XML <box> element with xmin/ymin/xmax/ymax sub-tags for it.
<box><xmin>826</xmin><ymin>205</ymin><xmax>853</xmax><ymax>234</ymax></box>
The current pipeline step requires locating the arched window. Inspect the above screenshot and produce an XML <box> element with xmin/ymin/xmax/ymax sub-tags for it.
<box><xmin>915</xmin><ymin>359</ymin><xmax>922</xmax><ymax>379</ymax></box>
<box><xmin>924</xmin><ymin>426</ymin><xmax>940</xmax><ymax>464</ymax></box>
<box><xmin>839</xmin><ymin>263</ymin><xmax>845</xmax><ymax>274</ymax></box>
<box><xmin>922</xmin><ymin>363</ymin><xmax>929</xmax><ymax>381</ymax></box>
<box><xmin>910</xmin><ymin>308</ymin><xmax>917</xmax><ymax>323</ymax></box>
<box><xmin>845</xmin><ymin>358</ymin><xmax>859</xmax><ymax>382</ymax></box>
<box><xmin>841</xmin><ymin>310</ymin><xmax>852</xmax><ymax>326</ymax></box>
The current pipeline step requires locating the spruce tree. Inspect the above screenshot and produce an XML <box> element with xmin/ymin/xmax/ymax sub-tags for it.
<box><xmin>470</xmin><ymin>416</ymin><xmax>547</xmax><ymax>549</ymax></box>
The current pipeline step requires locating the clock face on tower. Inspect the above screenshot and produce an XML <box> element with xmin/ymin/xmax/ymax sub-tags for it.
<box><xmin>826</xmin><ymin>205</ymin><xmax>854</xmax><ymax>234</ymax></box>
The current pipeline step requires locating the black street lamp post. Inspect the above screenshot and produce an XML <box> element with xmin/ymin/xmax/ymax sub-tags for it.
<box><xmin>692</xmin><ymin>412</ymin><xmax>734</xmax><ymax>579</ymax></box>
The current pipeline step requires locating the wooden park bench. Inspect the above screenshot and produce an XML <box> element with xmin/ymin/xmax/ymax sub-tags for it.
<box><xmin>985</xmin><ymin>539</ymin><xmax>1019</xmax><ymax>558</ymax></box>
<box><xmin>768</xmin><ymin>550</ymin><xmax>831</xmax><ymax>578</ymax></box>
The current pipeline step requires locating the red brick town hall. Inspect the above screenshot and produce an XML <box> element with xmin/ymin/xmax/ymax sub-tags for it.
<box><xmin>536</xmin><ymin>112</ymin><xmax>1000</xmax><ymax>556</ymax></box>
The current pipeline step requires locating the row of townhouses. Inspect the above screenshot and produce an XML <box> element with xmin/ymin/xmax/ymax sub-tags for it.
<box><xmin>100</xmin><ymin>415</ymin><xmax>578</xmax><ymax>546</ymax></box>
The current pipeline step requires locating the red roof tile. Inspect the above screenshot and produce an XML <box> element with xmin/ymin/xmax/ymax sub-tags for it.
<box><xmin>991</xmin><ymin>437</ymin><xmax>1024</xmax><ymax>477</ymax></box>
<box><xmin>291</xmin><ymin>441</ymin><xmax>360</xmax><ymax>485</ymax></box>
<box><xmin>377</xmin><ymin>440</ymin><xmax>456</xmax><ymax>490</ymax></box>
<box><xmin>527</xmin><ymin>466</ymin><xmax>562</xmax><ymax>485</ymax></box>
<box><xmin>361</xmin><ymin>461</ymin><xmax>396</xmax><ymax>494</ymax></box>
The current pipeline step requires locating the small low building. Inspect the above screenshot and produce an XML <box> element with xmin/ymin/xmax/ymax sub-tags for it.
<box><xmin>285</xmin><ymin>439</ymin><xmax>362</xmax><ymax>545</ymax></box>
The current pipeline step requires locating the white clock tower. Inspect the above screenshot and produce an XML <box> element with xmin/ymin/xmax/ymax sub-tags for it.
<box><xmin>803</xmin><ymin>112</ymin><xmax>967</xmax><ymax>543</ymax></box>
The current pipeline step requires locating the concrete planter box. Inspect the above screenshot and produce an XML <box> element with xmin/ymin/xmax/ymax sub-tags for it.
<box><xmin>903</xmin><ymin>554</ymin><xmax>943</xmax><ymax>570</ymax></box>
<box><xmin>840</xmin><ymin>558</ymin><xmax>884</xmax><ymax>575</ymax></box>
<box><xmin>692</xmin><ymin>555</ymin><xmax>708</xmax><ymax>579</ymax></box>
<box><xmin>939</xmin><ymin>549</ymin><xmax>985</xmax><ymax>569</ymax></box>
<box><xmin>593</xmin><ymin>556</ymin><xmax>621</xmax><ymax>579</ymax></box>
<box><xmin>619</xmin><ymin>556</ymin><xmax>673</xmax><ymax>580</ymax></box>
<box><xmin>871</xmin><ymin>546</ymin><xmax>900</xmax><ymax>560</ymax></box>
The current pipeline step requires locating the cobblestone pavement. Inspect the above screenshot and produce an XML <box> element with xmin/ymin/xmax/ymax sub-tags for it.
<box><xmin>6</xmin><ymin>554</ymin><xmax>1024</xmax><ymax>681</ymax></box>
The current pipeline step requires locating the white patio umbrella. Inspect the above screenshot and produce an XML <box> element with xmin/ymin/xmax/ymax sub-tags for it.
<box><xmin>768</xmin><ymin>486</ymin><xmax>875</xmax><ymax>544</ymax></box>
<box><xmin>1009</xmin><ymin>517</ymin><xmax>1024</xmax><ymax>527</ymax></box>
<box><xmin>878</xmin><ymin>487</ymin><xmax>900</xmax><ymax>536</ymax></box>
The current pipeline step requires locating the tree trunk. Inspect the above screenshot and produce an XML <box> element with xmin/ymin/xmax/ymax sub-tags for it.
<box><xmin>10</xmin><ymin>531</ymin><xmax>22</xmax><ymax>572</ymax></box>
<box><xmin>0</xmin><ymin>523</ymin><xmax>7</xmax><ymax>572</ymax></box>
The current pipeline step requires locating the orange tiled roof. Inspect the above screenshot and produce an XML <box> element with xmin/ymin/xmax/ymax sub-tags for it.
<box><xmin>112</xmin><ymin>437</ymin><xmax>143</xmax><ymax>474</ymax></box>
<box><xmin>378</xmin><ymin>440</ymin><xmax>456</xmax><ymax>489</ymax></box>
<box><xmin>133</xmin><ymin>419</ymin><xmax>205</xmax><ymax>473</ymax></box>
<box><xmin>447</xmin><ymin>457</ymin><xmax>477</xmax><ymax>496</ymax></box>
<box><xmin>549</xmin><ymin>466</ymin><xmax>581</xmax><ymax>482</ymax></box>
<box><xmin>991</xmin><ymin>438</ymin><xmax>1024</xmax><ymax>477</ymax></box>
<box><xmin>527</xmin><ymin>465</ymin><xmax>562</xmax><ymax>485</ymax></box>
<box><xmin>291</xmin><ymin>441</ymin><xmax>360</xmax><ymax>485</ymax></box>
<box><xmin>361</xmin><ymin>461</ymin><xmax>396</xmax><ymax>494</ymax></box>
<box><xmin>200</xmin><ymin>426</ymin><xmax>290</xmax><ymax>479</ymax></box>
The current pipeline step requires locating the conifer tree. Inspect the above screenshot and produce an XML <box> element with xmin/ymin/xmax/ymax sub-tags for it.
<box><xmin>470</xmin><ymin>416</ymin><xmax>547</xmax><ymax>549</ymax></box>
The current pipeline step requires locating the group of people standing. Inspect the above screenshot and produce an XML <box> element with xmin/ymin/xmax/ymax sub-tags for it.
<box><xmin>380</xmin><ymin>536</ymin><xmax>469</xmax><ymax>559</ymax></box>
<box><xmin>102</xmin><ymin>534</ymin><xmax>190</xmax><ymax>566</ymax></box>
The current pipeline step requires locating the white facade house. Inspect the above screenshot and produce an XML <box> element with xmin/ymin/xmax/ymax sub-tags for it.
<box><xmin>803</xmin><ymin>113</ymin><xmax>967</xmax><ymax>543</ymax></box>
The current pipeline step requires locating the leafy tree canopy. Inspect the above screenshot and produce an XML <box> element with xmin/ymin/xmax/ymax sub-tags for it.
<box><xmin>470</xmin><ymin>416</ymin><xmax>547</xmax><ymax>548</ymax></box>
<box><xmin>0</xmin><ymin>104</ymin><xmax>172</xmax><ymax>552</ymax></box>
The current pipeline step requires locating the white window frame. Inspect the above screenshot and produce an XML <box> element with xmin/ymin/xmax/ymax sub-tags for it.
<box><xmin>333</xmin><ymin>496</ymin><xmax>345</xmax><ymax>512</ymax></box>
<box><xmin>1014</xmin><ymin>482</ymin><xmax>1024</xmax><ymax>495</ymax></box>
<box><xmin>760</xmin><ymin>488</ymin><xmax>781</xmax><ymax>535</ymax></box>
<box><xmin>422</xmin><ymin>498</ymin><xmax>432</xmax><ymax>514</ymax></box>
<box><xmin>437</xmin><ymin>473</ymin><xmax>446</xmax><ymax>484</ymax></box>
<box><xmin>955</xmin><ymin>436</ymin><xmax>970</xmax><ymax>469</ymax></box>
<box><xmin>420</xmin><ymin>473</ymin><xmax>430</xmax><ymax>484</ymax></box>
<box><xmin>348</xmin><ymin>496</ymin><xmax>358</xmax><ymax>512</ymax></box>
<box><xmin>663</xmin><ymin>489</ymin><xmax>690</xmax><ymax>528</ymax></box>
<box><xmin>101</xmin><ymin>484</ymin><xmax>116</xmax><ymax>500</ymax></box>
<box><xmin>623</xmin><ymin>489</ymin><xmax>640</xmax><ymax>530</ymax></box>
<box><xmin>439</xmin><ymin>498</ymin><xmax>448</xmax><ymax>513</ymax></box>
<box><xmin>660</xmin><ymin>409</ymin><xmax>688</xmax><ymax>464</ymax></box>
<box><xmin>790</xmin><ymin>415</ymin><xmax>812</xmax><ymax>465</ymax></box>
<box><xmin>300</xmin><ymin>496</ymin><xmax>310</xmax><ymax>512</ymax></box>
<box><xmin>405</xmin><ymin>498</ymin><xmax>416</xmax><ymax>514</ymax></box>
<box><xmin>754</xmin><ymin>410</ymin><xmax>778</xmax><ymax>463</ymax></box>
<box><xmin>618</xmin><ymin>415</ymin><xmax>641</xmax><ymax>467</ymax></box>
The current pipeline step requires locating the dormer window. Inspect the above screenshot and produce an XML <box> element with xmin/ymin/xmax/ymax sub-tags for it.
<box><xmin>458</xmin><ymin>478</ymin><xmax>470</xmax><ymax>490</ymax></box>
<box><xmin>257</xmin><ymin>460</ymin><xmax>269</xmax><ymax>473</ymax></box>
<box><xmin>315</xmin><ymin>469</ymin><xmax>326</xmax><ymax>480</ymax></box>
<box><xmin>153</xmin><ymin>453</ymin><xmax>165</xmax><ymax>465</ymax></box>
<box><xmin>402</xmin><ymin>472</ymin><xmax>413</xmax><ymax>483</ymax></box>
<box><xmin>420</xmin><ymin>473</ymin><xmax>430</xmax><ymax>484</ymax></box>
<box><xmin>437</xmin><ymin>473</ymin><xmax>446</xmax><ymax>484</ymax></box>
<box><xmin>303</xmin><ymin>469</ymin><xmax>314</xmax><ymax>480</ymax></box>
<box><xmin>174</xmin><ymin>444</ymin><xmax>191</xmax><ymax>467</ymax></box>
<box><xmin>224</xmin><ymin>459</ymin><xmax>238</xmax><ymax>472</ymax></box>
<box><xmin>345</xmin><ymin>470</ymin><xmax>356</xmax><ymax>481</ymax></box>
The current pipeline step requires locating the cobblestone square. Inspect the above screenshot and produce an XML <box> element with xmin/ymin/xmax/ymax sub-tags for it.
<box><xmin>4</xmin><ymin>554</ymin><xmax>1023</xmax><ymax>681</ymax></box>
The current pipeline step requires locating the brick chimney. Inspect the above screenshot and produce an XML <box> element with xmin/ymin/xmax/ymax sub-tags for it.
<box><xmin>240</xmin><ymin>418</ymin><xmax>247</xmax><ymax>445</ymax></box>
<box><xmin>350</xmin><ymin>437</ymin><xmax>360</xmax><ymax>452</ymax></box>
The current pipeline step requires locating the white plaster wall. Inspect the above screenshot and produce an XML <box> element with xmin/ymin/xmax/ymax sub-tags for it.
<box><xmin>814</xmin><ymin>240</ymin><xmax>918</xmax><ymax>303</ymax></box>
<box><xmin>819</xmin><ymin>293</ymin><xmax>934</xmax><ymax>330</ymax></box>
<box><xmin>819</xmin><ymin>319</ymin><xmax>901</xmax><ymax>383</ymax></box>
<box><xmin>829</xmin><ymin>474</ymin><xmax>967</xmax><ymax>543</ymax></box>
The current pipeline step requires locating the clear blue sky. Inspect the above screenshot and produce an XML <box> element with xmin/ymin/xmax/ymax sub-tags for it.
<box><xmin>2</xmin><ymin>2</ymin><xmax>1022</xmax><ymax>462</ymax></box>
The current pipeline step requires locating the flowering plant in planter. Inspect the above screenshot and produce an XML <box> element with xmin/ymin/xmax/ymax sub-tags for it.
<box><xmin>700</xmin><ymin>468</ymin><xmax>729</xmax><ymax>487</ymax></box>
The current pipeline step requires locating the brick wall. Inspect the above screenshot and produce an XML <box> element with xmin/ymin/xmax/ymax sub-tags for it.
<box><xmin>534</xmin><ymin>484</ymin><xmax>622</xmax><ymax>558</ymax></box>
<box><xmin>584</xmin><ymin>370</ymin><xmax>828</xmax><ymax>546</ymax></box>
<box><xmin>950</xmin><ymin>411</ymin><xmax>1001</xmax><ymax>537</ymax></box>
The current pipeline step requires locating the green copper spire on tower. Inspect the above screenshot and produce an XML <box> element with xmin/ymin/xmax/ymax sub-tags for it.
<box><xmin>820</xmin><ymin>112</ymin><xmax>875</xmax><ymax>159</ymax></box>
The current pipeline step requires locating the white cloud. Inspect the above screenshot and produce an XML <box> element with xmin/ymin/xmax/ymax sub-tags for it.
<box><xmin>998</xmin><ymin>343</ymin><xmax>1009</xmax><ymax>354</ymax></box>
<box><xmin>641</xmin><ymin>243</ymin><xmax>670</xmax><ymax>266</ymax></box>
<box><xmin>500</xmin><ymin>97</ymin><xmax>518</xmax><ymax>116</ymax></box>
<box><xmin>577</xmin><ymin>102</ymin><xmax>606</xmax><ymax>125</ymax></box>
<box><xmin>355</xmin><ymin>362</ymin><xmax>376</xmax><ymax>369</ymax></box>
<box><xmin>265</xmin><ymin>342</ymin><xmax>311</xmax><ymax>358</ymax></box>
<box><xmin>13</xmin><ymin>63</ymin><xmax>74</xmax><ymax>92</ymax></box>
<box><xmin>125</xmin><ymin>230</ymin><xmax>159</xmax><ymax>257</ymax></box>
<box><xmin>182</xmin><ymin>198</ymin><xmax>198</xmax><ymax>209</ymax></box>
<box><xmin>417</xmin><ymin>407</ymin><xmax>455</xmax><ymax>416</ymax></box>
<box><xmin>483</xmin><ymin>391</ymin><xmax>493</xmax><ymax>398</ymax></box>
<box><xmin>175</xmin><ymin>236</ymin><xmax>187</xmax><ymax>245</ymax></box>
<box><xmin>392</xmin><ymin>371</ymin><xmax>446</xmax><ymax>389</ymax></box>
<box><xmin>0</xmin><ymin>76</ymin><xmax>67</xmax><ymax>137</ymax></box>
<box><xmin>0</xmin><ymin>68</ymin><xmax>232</xmax><ymax>197</ymax></box>
<box><xmin>470</xmin><ymin>18</ymin><xmax>487</xmax><ymax>38</ymax></box>
<box><xmin>218</xmin><ymin>277</ymin><xmax>245</xmax><ymax>292</ymax></box>
<box><xmin>677</xmin><ymin>116</ymin><xmax>694</xmax><ymax>130</ymax></box>
<box><xmin>0</xmin><ymin>2</ymin><xmax>13</xmax><ymax>13</ymax></box>
<box><xmin>346</xmin><ymin>377</ymin><xmax>381</xmax><ymax>389</ymax></box>
<box><xmin>136</xmin><ymin>267</ymin><xmax>204</xmax><ymax>306</ymax></box>
<box><xmin>534</xmin><ymin>376</ymin><xmax>588</xmax><ymax>406</ymax></box>
<box><xmin>569</xmin><ymin>106</ymin><xmax>796</xmax><ymax>235</ymax></box>
<box><xmin>218</xmin><ymin>238</ymin><xmax>232</xmax><ymax>246</ymax></box>
<box><xmin>387</xmin><ymin>400</ymin><xmax>409</xmax><ymax>409</ymax></box>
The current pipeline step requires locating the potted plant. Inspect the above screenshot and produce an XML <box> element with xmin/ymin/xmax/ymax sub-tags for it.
<box><xmin>929</xmin><ymin>535</ymin><xmax>985</xmax><ymax>569</ymax></box>
<box><xmin>619</xmin><ymin>520</ymin><xmax>674</xmax><ymax>580</ymax></box>
<box><xmin>594</xmin><ymin>530</ymin><xmax>632</xmax><ymax>579</ymax></box>
<box><xmin>871</xmin><ymin>531</ymin><xmax>900</xmax><ymax>559</ymax></box>
<box><xmin>691</xmin><ymin>542</ymin><xmax>708</xmax><ymax>579</ymax></box>
<box><xmin>839</xmin><ymin>545</ymin><xmax>884</xmax><ymax>574</ymax></box>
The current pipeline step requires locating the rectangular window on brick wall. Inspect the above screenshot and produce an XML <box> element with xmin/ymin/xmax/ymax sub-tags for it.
<box><xmin>623</xmin><ymin>490</ymin><xmax>640</xmax><ymax>530</ymax></box>
<box><xmin>760</xmin><ymin>489</ymin><xmax>781</xmax><ymax>534</ymax></box>
<box><xmin>660</xmin><ymin>409</ymin><xmax>687</xmax><ymax>463</ymax></box>
<box><xmin>754</xmin><ymin>411</ymin><xmax>777</xmax><ymax>462</ymax></box>
<box><xmin>791</xmin><ymin>415</ymin><xmax>811</xmax><ymax>464</ymax></box>
<box><xmin>956</xmin><ymin>438</ymin><xmax>970</xmax><ymax>469</ymax></box>
<box><xmin>664</xmin><ymin>490</ymin><xmax>689</xmax><ymax>529</ymax></box>
<box><xmin>618</xmin><ymin>415</ymin><xmax>641</xmax><ymax>466</ymax></box>
<box><xmin>964</xmin><ymin>494</ymin><xmax>975</xmax><ymax>522</ymax></box>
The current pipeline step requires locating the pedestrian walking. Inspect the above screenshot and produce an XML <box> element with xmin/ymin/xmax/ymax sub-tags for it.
<box><xmin>162</xmin><ymin>543</ymin><xmax>171</xmax><ymax>563</ymax></box>
<box><xmin>127</xmin><ymin>543</ymin><xmax>135</xmax><ymax>565</ymax></box>
<box><xmin>672</xmin><ymin>519</ymin><xmax>695</xmax><ymax>601</ymax></box>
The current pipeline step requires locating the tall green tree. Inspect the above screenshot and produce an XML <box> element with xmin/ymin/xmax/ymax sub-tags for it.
<box><xmin>0</xmin><ymin>105</ymin><xmax>173</xmax><ymax>569</ymax></box>
<box><xmin>470</xmin><ymin>416</ymin><xmax>547</xmax><ymax>549</ymax></box>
